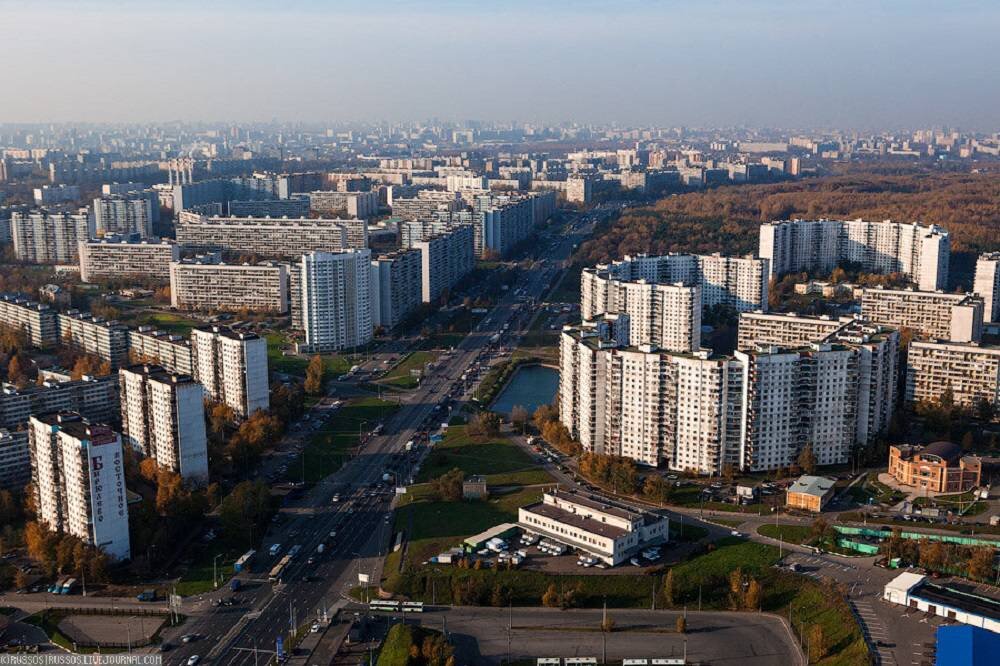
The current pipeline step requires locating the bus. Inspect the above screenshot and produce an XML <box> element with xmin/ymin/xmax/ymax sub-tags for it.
<box><xmin>234</xmin><ymin>549</ymin><xmax>255</xmax><ymax>573</ymax></box>
<box><xmin>268</xmin><ymin>555</ymin><xmax>292</xmax><ymax>583</ymax></box>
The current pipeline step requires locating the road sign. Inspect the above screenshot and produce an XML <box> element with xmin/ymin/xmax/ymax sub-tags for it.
<box><xmin>169</xmin><ymin>594</ymin><xmax>182</xmax><ymax>610</ymax></box>
<box><xmin>276</xmin><ymin>636</ymin><xmax>285</xmax><ymax>661</ymax></box>
<box><xmin>358</xmin><ymin>572</ymin><xmax>370</xmax><ymax>583</ymax></box>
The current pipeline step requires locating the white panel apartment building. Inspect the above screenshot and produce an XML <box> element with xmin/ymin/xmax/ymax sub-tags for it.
<box><xmin>560</xmin><ymin>317</ymin><xmax>898</xmax><ymax>472</ymax></box>
<box><xmin>119</xmin><ymin>365</ymin><xmax>209</xmax><ymax>484</ymax></box>
<box><xmin>905</xmin><ymin>341</ymin><xmax>1000</xmax><ymax>409</ymax></box>
<box><xmin>0</xmin><ymin>376</ymin><xmax>120</xmax><ymax>429</ymax></box>
<box><xmin>411</xmin><ymin>226</ymin><xmax>476</xmax><ymax>304</ymax></box>
<box><xmin>127</xmin><ymin>327</ymin><xmax>194</xmax><ymax>376</ymax></box>
<box><xmin>79</xmin><ymin>237</ymin><xmax>179</xmax><ymax>282</ymax></box>
<box><xmin>169</xmin><ymin>258</ymin><xmax>289</xmax><ymax>313</ymax></box>
<box><xmin>28</xmin><ymin>413</ymin><xmax>131</xmax><ymax>560</ymax></box>
<box><xmin>581</xmin><ymin>253</ymin><xmax>769</xmax><ymax>318</ymax></box>
<box><xmin>190</xmin><ymin>326</ymin><xmax>269</xmax><ymax>418</ymax></box>
<box><xmin>860</xmin><ymin>288</ymin><xmax>983</xmax><ymax>343</ymax></box>
<box><xmin>0</xmin><ymin>295</ymin><xmax>59</xmax><ymax>347</ymax></box>
<box><xmin>371</xmin><ymin>248</ymin><xmax>422</xmax><ymax>330</ymax></box>
<box><xmin>759</xmin><ymin>219</ymin><xmax>950</xmax><ymax>291</ymax></box>
<box><xmin>297</xmin><ymin>250</ymin><xmax>373</xmax><ymax>353</ymax></box>
<box><xmin>175</xmin><ymin>211</ymin><xmax>365</xmax><ymax>257</ymax></box>
<box><xmin>0</xmin><ymin>429</ymin><xmax>30</xmax><ymax>491</ymax></box>
<box><xmin>973</xmin><ymin>252</ymin><xmax>1000</xmax><ymax>323</ymax></box>
<box><xmin>737</xmin><ymin>312</ymin><xmax>851</xmax><ymax>351</ymax></box>
<box><xmin>589</xmin><ymin>279</ymin><xmax>702</xmax><ymax>353</ymax></box>
<box><xmin>57</xmin><ymin>311</ymin><xmax>130</xmax><ymax>369</ymax></box>
<box><xmin>93</xmin><ymin>194</ymin><xmax>153</xmax><ymax>238</ymax></box>
<box><xmin>11</xmin><ymin>210</ymin><xmax>94</xmax><ymax>264</ymax></box>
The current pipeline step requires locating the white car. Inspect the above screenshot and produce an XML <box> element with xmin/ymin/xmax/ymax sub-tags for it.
<box><xmin>187</xmin><ymin>657</ymin><xmax>200</xmax><ymax>666</ymax></box>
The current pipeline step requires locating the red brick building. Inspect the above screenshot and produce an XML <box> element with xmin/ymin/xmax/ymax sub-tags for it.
<box><xmin>888</xmin><ymin>441</ymin><xmax>982</xmax><ymax>494</ymax></box>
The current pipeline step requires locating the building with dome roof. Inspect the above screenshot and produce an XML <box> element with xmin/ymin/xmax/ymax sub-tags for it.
<box><xmin>888</xmin><ymin>441</ymin><xmax>982</xmax><ymax>493</ymax></box>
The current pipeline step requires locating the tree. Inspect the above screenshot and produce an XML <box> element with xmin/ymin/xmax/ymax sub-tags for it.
<box><xmin>468</xmin><ymin>412</ymin><xmax>501</xmax><ymax>438</ymax></box>
<box><xmin>727</xmin><ymin>568</ymin><xmax>744</xmax><ymax>610</ymax></box>
<box><xmin>542</xmin><ymin>583</ymin><xmax>560</xmax><ymax>608</ymax></box>
<box><xmin>961</xmin><ymin>431</ymin><xmax>976</xmax><ymax>452</ymax></box>
<box><xmin>643</xmin><ymin>476</ymin><xmax>671</xmax><ymax>505</ymax></box>
<box><xmin>0</xmin><ymin>489</ymin><xmax>19</xmax><ymax>524</ymax></box>
<box><xmin>967</xmin><ymin>547</ymin><xmax>995</xmax><ymax>581</ymax></box>
<box><xmin>745</xmin><ymin>578</ymin><xmax>762</xmax><ymax>610</ymax></box>
<box><xmin>304</xmin><ymin>355</ymin><xmax>326</xmax><ymax>395</ymax></box>
<box><xmin>532</xmin><ymin>404</ymin><xmax>559</xmax><ymax>431</ymax></box>
<box><xmin>601</xmin><ymin>614</ymin><xmax>615</xmax><ymax>633</ymax></box>
<box><xmin>662</xmin><ymin>569</ymin><xmax>676</xmax><ymax>607</ymax></box>
<box><xmin>797</xmin><ymin>444</ymin><xmax>816</xmax><ymax>475</ymax></box>
<box><xmin>722</xmin><ymin>463</ymin><xmax>736</xmax><ymax>484</ymax></box>
<box><xmin>675</xmin><ymin>615</ymin><xmax>686</xmax><ymax>634</ymax></box>
<box><xmin>510</xmin><ymin>405</ymin><xmax>529</xmax><ymax>433</ymax></box>
<box><xmin>139</xmin><ymin>458</ymin><xmax>159</xmax><ymax>484</ymax></box>
<box><xmin>430</xmin><ymin>468</ymin><xmax>465</xmax><ymax>502</ymax></box>
<box><xmin>14</xmin><ymin>569</ymin><xmax>29</xmax><ymax>591</ymax></box>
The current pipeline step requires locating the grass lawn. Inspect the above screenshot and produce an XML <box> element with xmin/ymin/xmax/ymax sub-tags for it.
<box><xmin>173</xmin><ymin>543</ymin><xmax>240</xmax><ymax>596</ymax></box>
<box><xmin>379</xmin><ymin>351</ymin><xmax>438</xmax><ymax>389</ymax></box>
<box><xmin>266</xmin><ymin>333</ymin><xmax>350</xmax><ymax>377</ymax></box>
<box><xmin>757</xmin><ymin>523</ymin><xmax>813</xmax><ymax>545</ymax></box>
<box><xmin>709</xmin><ymin>517</ymin><xmax>746</xmax><ymax>529</ymax></box>
<box><xmin>130</xmin><ymin>311</ymin><xmax>202</xmax><ymax>335</ymax></box>
<box><xmin>847</xmin><ymin>472</ymin><xmax>905</xmax><ymax>507</ymax></box>
<box><xmin>290</xmin><ymin>397</ymin><xmax>399</xmax><ymax>484</ymax></box>
<box><xmin>415</xmin><ymin>425</ymin><xmax>553</xmax><ymax>486</ymax></box>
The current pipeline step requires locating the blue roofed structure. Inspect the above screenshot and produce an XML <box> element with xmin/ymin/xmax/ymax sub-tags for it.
<box><xmin>935</xmin><ymin>625</ymin><xmax>1000</xmax><ymax>666</ymax></box>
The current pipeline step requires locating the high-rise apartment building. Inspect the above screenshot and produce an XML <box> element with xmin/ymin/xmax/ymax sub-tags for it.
<box><xmin>411</xmin><ymin>226</ymin><xmax>475</xmax><ymax>304</ymax></box>
<box><xmin>0</xmin><ymin>295</ymin><xmax>59</xmax><ymax>347</ymax></box>
<box><xmin>79</xmin><ymin>236</ymin><xmax>179</xmax><ymax>282</ymax></box>
<box><xmin>905</xmin><ymin>341</ymin><xmax>1000</xmax><ymax>409</ymax></box>
<box><xmin>190</xmin><ymin>326</ymin><xmax>269</xmax><ymax>418</ymax></box>
<box><xmin>737</xmin><ymin>312</ymin><xmax>849</xmax><ymax>351</ymax></box>
<box><xmin>169</xmin><ymin>258</ymin><xmax>289</xmax><ymax>313</ymax></box>
<box><xmin>28</xmin><ymin>413</ymin><xmax>130</xmax><ymax>560</ymax></box>
<box><xmin>11</xmin><ymin>210</ymin><xmax>94</xmax><ymax>264</ymax></box>
<box><xmin>0</xmin><ymin>429</ymin><xmax>30</xmax><ymax>491</ymax></box>
<box><xmin>860</xmin><ymin>288</ymin><xmax>983</xmax><ymax>343</ymax></box>
<box><xmin>581</xmin><ymin>253</ymin><xmax>769</xmax><ymax>317</ymax></box>
<box><xmin>973</xmin><ymin>253</ymin><xmax>1000</xmax><ymax>323</ymax></box>
<box><xmin>175</xmin><ymin>211</ymin><xmax>366</xmax><ymax>257</ymax></box>
<box><xmin>127</xmin><ymin>327</ymin><xmax>194</xmax><ymax>376</ymax></box>
<box><xmin>57</xmin><ymin>311</ymin><xmax>130</xmax><ymax>369</ymax></box>
<box><xmin>759</xmin><ymin>218</ymin><xmax>950</xmax><ymax>291</ymax></box>
<box><xmin>93</xmin><ymin>194</ymin><xmax>153</xmax><ymax>238</ymax></box>
<box><xmin>560</xmin><ymin>317</ymin><xmax>897</xmax><ymax>473</ymax></box>
<box><xmin>371</xmin><ymin>249</ymin><xmax>422</xmax><ymax>330</ymax></box>
<box><xmin>119</xmin><ymin>365</ymin><xmax>209</xmax><ymax>484</ymax></box>
<box><xmin>297</xmin><ymin>249</ymin><xmax>373</xmax><ymax>353</ymax></box>
<box><xmin>0</xmin><ymin>376</ymin><xmax>119</xmax><ymax>429</ymax></box>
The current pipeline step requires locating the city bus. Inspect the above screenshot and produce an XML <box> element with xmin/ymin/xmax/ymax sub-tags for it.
<box><xmin>268</xmin><ymin>555</ymin><xmax>292</xmax><ymax>583</ymax></box>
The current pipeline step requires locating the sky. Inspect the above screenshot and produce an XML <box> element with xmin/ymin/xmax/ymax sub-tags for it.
<box><xmin>1</xmin><ymin>0</ymin><xmax>999</xmax><ymax>129</ymax></box>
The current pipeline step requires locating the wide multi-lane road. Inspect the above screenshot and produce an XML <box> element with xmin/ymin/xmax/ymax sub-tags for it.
<box><xmin>163</xmin><ymin>211</ymin><xmax>597</xmax><ymax>664</ymax></box>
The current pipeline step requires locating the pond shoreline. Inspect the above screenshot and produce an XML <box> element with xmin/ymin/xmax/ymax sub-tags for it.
<box><xmin>490</xmin><ymin>363</ymin><xmax>559</xmax><ymax>416</ymax></box>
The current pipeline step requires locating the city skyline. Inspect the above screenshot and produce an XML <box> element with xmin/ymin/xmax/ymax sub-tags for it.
<box><xmin>3</xmin><ymin>0</ymin><xmax>999</xmax><ymax>129</ymax></box>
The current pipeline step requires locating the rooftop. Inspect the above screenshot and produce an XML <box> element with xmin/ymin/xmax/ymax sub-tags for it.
<box><xmin>521</xmin><ymin>501</ymin><xmax>628</xmax><ymax>540</ymax></box>
<box><xmin>788</xmin><ymin>475</ymin><xmax>836</xmax><ymax>497</ymax></box>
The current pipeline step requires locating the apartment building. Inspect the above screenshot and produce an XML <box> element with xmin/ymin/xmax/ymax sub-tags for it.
<box><xmin>119</xmin><ymin>365</ymin><xmax>209</xmax><ymax>484</ymax></box>
<box><xmin>190</xmin><ymin>326</ymin><xmax>269</xmax><ymax>418</ymax></box>
<box><xmin>973</xmin><ymin>252</ymin><xmax>1000</xmax><ymax>323</ymax></box>
<box><xmin>595</xmin><ymin>280</ymin><xmax>701</xmax><ymax>353</ymax></box>
<box><xmin>93</xmin><ymin>194</ymin><xmax>153</xmax><ymax>238</ymax></box>
<box><xmin>79</xmin><ymin>236</ymin><xmax>179</xmax><ymax>282</ymax></box>
<box><xmin>518</xmin><ymin>490</ymin><xmax>669</xmax><ymax>566</ymax></box>
<box><xmin>28</xmin><ymin>413</ymin><xmax>130</xmax><ymax>560</ymax></box>
<box><xmin>399</xmin><ymin>218</ymin><xmax>463</xmax><ymax>247</ymax></box>
<box><xmin>228</xmin><ymin>198</ymin><xmax>310</xmax><ymax>218</ymax></box>
<box><xmin>0</xmin><ymin>376</ymin><xmax>119</xmax><ymax>429</ymax></box>
<box><xmin>371</xmin><ymin>248</ymin><xmax>422</xmax><ymax>329</ymax></box>
<box><xmin>759</xmin><ymin>218</ymin><xmax>950</xmax><ymax>291</ymax></box>
<box><xmin>473</xmin><ymin>191</ymin><xmax>555</xmax><ymax>258</ymax></box>
<box><xmin>0</xmin><ymin>430</ymin><xmax>30</xmax><ymax>491</ymax></box>
<box><xmin>296</xmin><ymin>249</ymin><xmax>373</xmax><ymax>353</ymax></box>
<box><xmin>33</xmin><ymin>185</ymin><xmax>80</xmax><ymax>206</ymax></box>
<box><xmin>11</xmin><ymin>210</ymin><xmax>94</xmax><ymax>264</ymax></box>
<box><xmin>169</xmin><ymin>257</ymin><xmax>289</xmax><ymax>313</ymax></box>
<box><xmin>861</xmin><ymin>287</ymin><xmax>983</xmax><ymax>342</ymax></box>
<box><xmin>390</xmin><ymin>190</ymin><xmax>463</xmax><ymax>221</ymax></box>
<box><xmin>175</xmin><ymin>211</ymin><xmax>365</xmax><ymax>257</ymax></box>
<box><xmin>57</xmin><ymin>311</ymin><xmax>130</xmax><ymax>369</ymax></box>
<box><xmin>581</xmin><ymin>253</ymin><xmax>769</xmax><ymax>317</ymax></box>
<box><xmin>0</xmin><ymin>294</ymin><xmax>59</xmax><ymax>347</ymax></box>
<box><xmin>560</xmin><ymin>317</ymin><xmax>898</xmax><ymax>473</ymax></box>
<box><xmin>411</xmin><ymin>226</ymin><xmax>475</xmax><ymax>304</ymax></box>
<box><xmin>905</xmin><ymin>340</ymin><xmax>1000</xmax><ymax>409</ymax></box>
<box><xmin>128</xmin><ymin>327</ymin><xmax>194</xmax><ymax>375</ymax></box>
<box><xmin>737</xmin><ymin>312</ymin><xmax>849</xmax><ymax>351</ymax></box>
<box><xmin>307</xmin><ymin>190</ymin><xmax>379</xmax><ymax>219</ymax></box>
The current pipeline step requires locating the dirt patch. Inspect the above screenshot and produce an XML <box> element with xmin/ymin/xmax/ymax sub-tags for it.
<box><xmin>58</xmin><ymin>614</ymin><xmax>164</xmax><ymax>646</ymax></box>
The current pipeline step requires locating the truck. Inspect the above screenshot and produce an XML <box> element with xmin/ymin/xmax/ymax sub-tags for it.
<box><xmin>136</xmin><ymin>590</ymin><xmax>157</xmax><ymax>602</ymax></box>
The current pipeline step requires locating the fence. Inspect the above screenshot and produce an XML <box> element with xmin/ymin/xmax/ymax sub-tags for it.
<box><xmin>835</xmin><ymin>525</ymin><xmax>1000</xmax><ymax>548</ymax></box>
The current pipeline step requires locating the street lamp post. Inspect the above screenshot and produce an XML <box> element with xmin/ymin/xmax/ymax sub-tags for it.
<box><xmin>213</xmin><ymin>553</ymin><xmax>222</xmax><ymax>589</ymax></box>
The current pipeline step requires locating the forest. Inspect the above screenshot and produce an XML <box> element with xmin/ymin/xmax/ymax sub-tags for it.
<box><xmin>574</xmin><ymin>169</ymin><xmax>1000</xmax><ymax>288</ymax></box>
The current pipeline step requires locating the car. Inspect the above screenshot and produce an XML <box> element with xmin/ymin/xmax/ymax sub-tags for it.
<box><xmin>310</xmin><ymin>623</ymin><xmax>322</xmax><ymax>633</ymax></box>
<box><xmin>307</xmin><ymin>557</ymin><xmax>316</xmax><ymax>565</ymax></box>
<box><xmin>629</xmin><ymin>557</ymin><xmax>642</xmax><ymax>567</ymax></box>
<box><xmin>181</xmin><ymin>634</ymin><xmax>198</xmax><ymax>644</ymax></box>
<box><xmin>159</xmin><ymin>643</ymin><xmax>174</xmax><ymax>652</ymax></box>
<box><xmin>187</xmin><ymin>656</ymin><xmax>201</xmax><ymax>666</ymax></box>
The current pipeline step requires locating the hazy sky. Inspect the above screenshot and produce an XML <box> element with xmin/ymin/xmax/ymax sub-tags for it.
<box><xmin>2</xmin><ymin>0</ymin><xmax>999</xmax><ymax>129</ymax></box>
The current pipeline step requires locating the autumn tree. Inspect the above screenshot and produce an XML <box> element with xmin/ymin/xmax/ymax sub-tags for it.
<box><xmin>727</xmin><ymin>568</ymin><xmax>745</xmax><ymax>610</ymax></box>
<box><xmin>662</xmin><ymin>569</ymin><xmax>676</xmax><ymax>607</ymax></box>
<box><xmin>807</xmin><ymin>624</ymin><xmax>827</xmax><ymax>662</ymax></box>
<box><xmin>430</xmin><ymin>468</ymin><xmax>465</xmax><ymax>502</ymax></box>
<box><xmin>304</xmin><ymin>355</ymin><xmax>326</xmax><ymax>395</ymax></box>
<box><xmin>745</xmin><ymin>578</ymin><xmax>762</xmax><ymax>610</ymax></box>
<box><xmin>675</xmin><ymin>615</ymin><xmax>686</xmax><ymax>634</ymax></box>
<box><xmin>967</xmin><ymin>547</ymin><xmax>995</xmax><ymax>581</ymax></box>
<box><xmin>797</xmin><ymin>444</ymin><xmax>816</xmax><ymax>475</ymax></box>
<box><xmin>643</xmin><ymin>475</ymin><xmax>671</xmax><ymax>505</ymax></box>
<box><xmin>510</xmin><ymin>405</ymin><xmax>529</xmax><ymax>433</ymax></box>
<box><xmin>542</xmin><ymin>583</ymin><xmax>560</xmax><ymax>608</ymax></box>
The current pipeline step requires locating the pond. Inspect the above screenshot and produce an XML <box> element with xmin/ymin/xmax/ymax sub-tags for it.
<box><xmin>491</xmin><ymin>364</ymin><xmax>559</xmax><ymax>417</ymax></box>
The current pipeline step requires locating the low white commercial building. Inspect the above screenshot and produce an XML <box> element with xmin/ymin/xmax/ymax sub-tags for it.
<box><xmin>883</xmin><ymin>572</ymin><xmax>1000</xmax><ymax>634</ymax></box>
<box><xmin>518</xmin><ymin>490</ymin><xmax>669</xmax><ymax>566</ymax></box>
